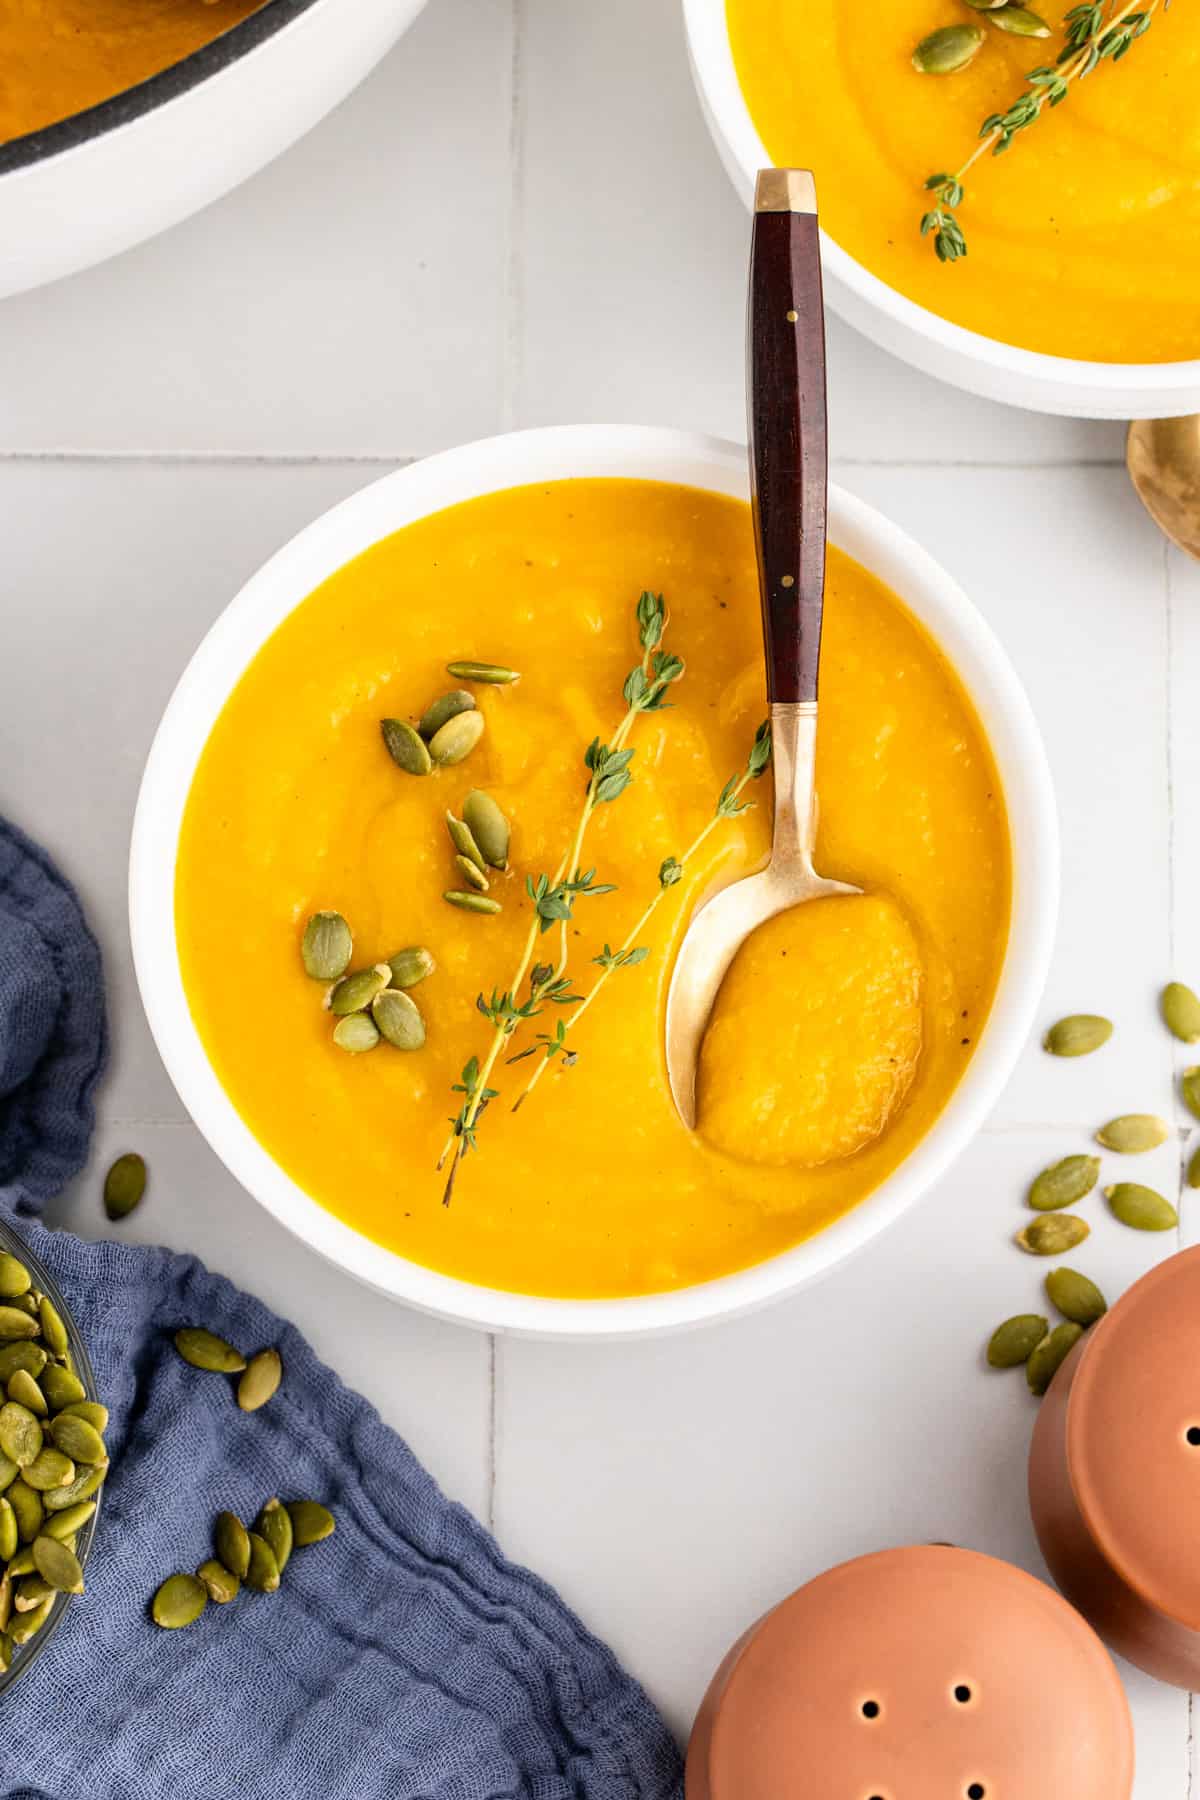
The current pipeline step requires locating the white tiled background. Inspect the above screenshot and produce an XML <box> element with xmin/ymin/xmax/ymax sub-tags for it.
<box><xmin>1</xmin><ymin>0</ymin><xmax>1195</xmax><ymax>1790</ymax></box>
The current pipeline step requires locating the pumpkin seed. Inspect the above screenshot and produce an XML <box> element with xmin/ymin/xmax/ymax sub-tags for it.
<box><xmin>1028</xmin><ymin>1153</ymin><xmax>1100</xmax><ymax>1212</ymax></box>
<box><xmin>0</xmin><ymin>1255</ymin><xmax>30</xmax><ymax>1300</ymax></box>
<box><xmin>987</xmin><ymin>1314</ymin><xmax>1048</xmax><ymax>1369</ymax></box>
<box><xmin>245</xmin><ymin>1531</ymin><xmax>281</xmax><ymax>1594</ymax></box>
<box><xmin>388</xmin><ymin>946</ymin><xmax>435</xmax><ymax>990</ymax></box>
<box><xmin>446</xmin><ymin>811</ymin><xmax>486</xmax><ymax>872</ymax></box>
<box><xmin>0</xmin><ymin>1343</ymin><xmax>45</xmax><ymax>1385</ymax></box>
<box><xmin>1016</xmin><ymin>1213</ymin><xmax>1090</xmax><ymax>1256</ymax></box>
<box><xmin>1046</xmin><ymin>1267</ymin><xmax>1107</xmax><ymax>1327</ymax></box>
<box><xmin>961</xmin><ymin>0</ymin><xmax>1007</xmax><ymax>8</ymax></box>
<box><xmin>6</xmin><ymin>1546</ymin><xmax>34</xmax><ymax>1578</ymax></box>
<box><xmin>454</xmin><ymin>854</ymin><xmax>490</xmax><ymax>893</ymax></box>
<box><xmin>33</xmin><ymin>1534</ymin><xmax>83</xmax><ymax>1594</ymax></box>
<box><xmin>429</xmin><ymin>709</ymin><xmax>486</xmax><ymax>766</ymax></box>
<box><xmin>8</xmin><ymin>1480</ymin><xmax>43</xmax><ymax>1541</ymax></box>
<box><xmin>329</xmin><ymin>964</ymin><xmax>392</xmax><ymax>1017</ymax></box>
<box><xmin>215</xmin><ymin>1510</ymin><xmax>251</xmax><ymax>1580</ymax></box>
<box><xmin>372</xmin><ymin>988</ymin><xmax>426</xmax><ymax>1051</ymax></box>
<box><xmin>1027</xmin><ymin>1322</ymin><xmax>1084</xmax><ymax>1397</ymax></box>
<box><xmin>445</xmin><ymin>661</ymin><xmax>519</xmax><ymax>685</ymax></box>
<box><xmin>43</xmin><ymin>1464</ymin><xmax>106</xmax><ymax>1512</ymax></box>
<box><xmin>237</xmin><ymin>1348</ymin><xmax>282</xmax><ymax>1413</ymax></box>
<box><xmin>380</xmin><ymin>718</ymin><xmax>432</xmax><ymax>776</ymax></box>
<box><xmin>1189</xmin><ymin>1144</ymin><xmax>1200</xmax><ymax>1189</ymax></box>
<box><xmin>1043</xmin><ymin>1014</ymin><xmax>1113</xmax><ymax>1057</ymax></box>
<box><xmin>443</xmin><ymin>890</ymin><xmax>501</xmax><ymax>915</ymax></box>
<box><xmin>7</xmin><ymin>1294</ymin><xmax>36</xmax><ymax>1317</ymax></box>
<box><xmin>41</xmin><ymin>1501</ymin><xmax>95</xmax><ymax>1542</ymax></box>
<box><xmin>6</xmin><ymin>1369</ymin><xmax>46</xmax><ymax>1417</ymax></box>
<box><xmin>332</xmin><ymin>1012</ymin><xmax>380</xmax><ymax>1054</ymax></box>
<box><xmin>0</xmin><ymin>1455</ymin><xmax>16</xmax><ymax>1494</ymax></box>
<box><xmin>23</xmin><ymin>1449</ymin><xmax>75</xmax><ymax>1493</ymax></box>
<box><xmin>103</xmin><ymin>1151</ymin><xmax>146</xmax><ymax>1222</ymax></box>
<box><xmin>174</xmin><ymin>1327</ymin><xmax>246</xmax><ymax>1374</ymax></box>
<box><xmin>38</xmin><ymin>1363</ymin><xmax>83</xmax><ymax>1410</ymax></box>
<box><xmin>1106</xmin><ymin>1182</ymin><xmax>1178</xmax><ymax>1232</ymax></box>
<box><xmin>152</xmin><ymin>1572</ymin><xmax>207</xmax><ymax>1629</ymax></box>
<box><xmin>9</xmin><ymin>1595</ymin><xmax>52</xmax><ymax>1644</ymax></box>
<box><xmin>301</xmin><ymin>913</ymin><xmax>353</xmax><ymax>983</ymax></box>
<box><xmin>37</xmin><ymin>1296</ymin><xmax>67</xmax><ymax>1358</ymax></box>
<box><xmin>1096</xmin><ymin>1113</ymin><xmax>1169</xmax><ymax>1154</ymax></box>
<box><xmin>0</xmin><ymin>1498</ymin><xmax>15</xmax><ymax>1562</ymax></box>
<box><xmin>990</xmin><ymin>4</ymin><xmax>1051</xmax><ymax>33</ymax></box>
<box><xmin>419</xmin><ymin>690</ymin><xmax>476</xmax><ymax>740</ymax></box>
<box><xmin>463</xmin><ymin>790</ymin><xmax>510</xmax><ymax>870</ymax></box>
<box><xmin>1161</xmin><ymin>981</ymin><xmax>1200</xmax><ymax>1044</ymax></box>
<box><xmin>197</xmin><ymin>1558</ymin><xmax>240</xmax><ymax>1604</ymax></box>
<box><xmin>50</xmin><ymin>1413</ymin><xmax>105</xmax><ymax>1465</ymax></box>
<box><xmin>0</xmin><ymin>1307</ymin><xmax>39</xmax><ymax>1342</ymax></box>
<box><xmin>0</xmin><ymin>1403</ymin><xmax>42</xmax><ymax>1468</ymax></box>
<box><xmin>13</xmin><ymin>1574</ymin><xmax>52</xmax><ymax>1613</ymax></box>
<box><xmin>256</xmin><ymin>1498</ymin><xmax>293</xmax><ymax>1575</ymax></box>
<box><xmin>286</xmin><ymin>1499</ymin><xmax>335</xmax><ymax>1546</ymax></box>
<box><xmin>912</xmin><ymin>22</ymin><xmax>984</xmax><ymax>71</ymax></box>
<box><xmin>60</xmin><ymin>1400</ymin><xmax>108</xmax><ymax>1433</ymax></box>
<box><xmin>1182</xmin><ymin>1066</ymin><xmax>1200</xmax><ymax>1121</ymax></box>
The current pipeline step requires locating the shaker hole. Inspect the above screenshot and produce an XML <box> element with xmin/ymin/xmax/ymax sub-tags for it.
<box><xmin>967</xmin><ymin>1786</ymin><xmax>986</xmax><ymax>1799</ymax></box>
<box><xmin>954</xmin><ymin>1685</ymin><xmax>972</xmax><ymax>1704</ymax></box>
<box><xmin>861</xmin><ymin>1700</ymin><xmax>880</xmax><ymax>1720</ymax></box>
<box><xmin>1186</xmin><ymin>1427</ymin><xmax>1200</xmax><ymax>1446</ymax></box>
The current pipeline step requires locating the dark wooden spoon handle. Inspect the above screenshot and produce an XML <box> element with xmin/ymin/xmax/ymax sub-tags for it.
<box><xmin>747</xmin><ymin>170</ymin><xmax>828</xmax><ymax>707</ymax></box>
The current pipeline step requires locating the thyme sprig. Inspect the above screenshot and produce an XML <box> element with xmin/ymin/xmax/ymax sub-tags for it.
<box><xmin>511</xmin><ymin>719</ymin><xmax>772</xmax><ymax>1113</ymax></box>
<box><xmin>921</xmin><ymin>0</ymin><xmax>1162</xmax><ymax>263</ymax></box>
<box><xmin>437</xmin><ymin>591</ymin><xmax>683</xmax><ymax>1202</ymax></box>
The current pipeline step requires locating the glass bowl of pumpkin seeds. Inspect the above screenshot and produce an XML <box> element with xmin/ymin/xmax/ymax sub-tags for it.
<box><xmin>0</xmin><ymin>1216</ymin><xmax>103</xmax><ymax>1694</ymax></box>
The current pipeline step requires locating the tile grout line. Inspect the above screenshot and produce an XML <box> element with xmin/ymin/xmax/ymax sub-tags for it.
<box><xmin>0</xmin><ymin>450</ymin><xmax>1126</xmax><ymax>471</ymax></box>
<box><xmin>0</xmin><ymin>449</ymin><xmax>421</xmax><ymax>468</ymax></box>
<box><xmin>499</xmin><ymin>0</ymin><xmax>526</xmax><ymax>433</ymax></box>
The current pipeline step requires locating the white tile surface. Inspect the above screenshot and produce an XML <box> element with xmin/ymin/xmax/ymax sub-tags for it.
<box><xmin>1</xmin><ymin>0</ymin><xmax>1195</xmax><ymax>1789</ymax></box>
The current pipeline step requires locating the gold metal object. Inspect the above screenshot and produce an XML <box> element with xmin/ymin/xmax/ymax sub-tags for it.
<box><xmin>753</xmin><ymin>168</ymin><xmax>817</xmax><ymax>215</ymax></box>
<box><xmin>1126</xmin><ymin>416</ymin><xmax>1200</xmax><ymax>561</ymax></box>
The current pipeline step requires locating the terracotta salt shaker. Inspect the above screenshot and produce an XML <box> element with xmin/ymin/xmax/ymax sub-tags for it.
<box><xmin>687</xmin><ymin>1544</ymin><xmax>1133</xmax><ymax>1800</ymax></box>
<box><xmin>1030</xmin><ymin>1244</ymin><xmax>1200</xmax><ymax>1688</ymax></box>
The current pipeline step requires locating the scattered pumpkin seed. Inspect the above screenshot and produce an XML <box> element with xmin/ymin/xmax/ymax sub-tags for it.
<box><xmin>1043</xmin><ymin>1014</ymin><xmax>1113</xmax><ymax>1057</ymax></box>
<box><xmin>1188</xmin><ymin>1144</ymin><xmax>1200</xmax><ymax>1189</ymax></box>
<box><xmin>419</xmin><ymin>690</ymin><xmax>476</xmax><ymax>740</ymax></box>
<box><xmin>446</xmin><ymin>811</ymin><xmax>486</xmax><ymax>872</ymax></box>
<box><xmin>329</xmin><ymin>964</ymin><xmax>392</xmax><ymax>1017</ymax></box>
<box><xmin>0</xmin><ymin>1403</ymin><xmax>42</xmax><ymax>1469</ymax></box>
<box><xmin>174</xmin><ymin>1328</ymin><xmax>246</xmax><ymax>1375</ymax></box>
<box><xmin>49</xmin><ymin>1413</ymin><xmax>105</xmax><ymax>1465</ymax></box>
<box><xmin>37</xmin><ymin>1297</ymin><xmax>67</xmax><ymax>1358</ymax></box>
<box><xmin>1161</xmin><ymin>981</ymin><xmax>1200</xmax><ymax>1044</ymax></box>
<box><xmin>961</xmin><ymin>0</ymin><xmax>1007</xmax><ymax>8</ymax></box>
<box><xmin>463</xmin><ymin>790</ymin><xmax>510</xmax><ymax>870</ymax></box>
<box><xmin>197</xmin><ymin>1557</ymin><xmax>240</xmax><ymax>1604</ymax></box>
<box><xmin>0</xmin><ymin>1256</ymin><xmax>31</xmax><ymax>1301</ymax></box>
<box><xmin>1046</xmin><ymin>1267</ymin><xmax>1108</xmax><ymax>1327</ymax></box>
<box><xmin>1105</xmin><ymin>1182</ymin><xmax>1178</xmax><ymax>1232</ymax></box>
<box><xmin>454</xmin><ymin>854</ymin><xmax>490</xmax><ymax>893</ymax></box>
<box><xmin>372</xmin><ymin>989</ymin><xmax>426</xmax><ymax>1051</ymax></box>
<box><xmin>990</xmin><ymin>4</ymin><xmax>1051</xmax><ymax>33</ymax></box>
<box><xmin>214</xmin><ymin>1510</ymin><xmax>251</xmax><ymax>1582</ymax></box>
<box><xmin>445</xmin><ymin>660</ymin><xmax>519</xmax><ymax>685</ymax></box>
<box><xmin>332</xmin><ymin>1012</ymin><xmax>380</xmax><ymax>1054</ymax></box>
<box><xmin>286</xmin><ymin>1499</ymin><xmax>335</xmax><ymax>1546</ymax></box>
<box><xmin>1027</xmin><ymin>1322</ymin><xmax>1084</xmax><ymax>1397</ymax></box>
<box><xmin>6</xmin><ymin>1370</ymin><xmax>46</xmax><ymax>1418</ymax></box>
<box><xmin>1028</xmin><ymin>1153</ymin><xmax>1100</xmax><ymax>1212</ymax></box>
<box><xmin>23</xmin><ymin>1449</ymin><xmax>75</xmax><ymax>1493</ymax></box>
<box><xmin>443</xmin><ymin>890</ymin><xmax>501</xmax><ymax>915</ymax></box>
<box><xmin>388</xmin><ymin>946</ymin><xmax>435</xmax><ymax>990</ymax></box>
<box><xmin>987</xmin><ymin>1314</ymin><xmax>1048</xmax><ymax>1369</ymax></box>
<box><xmin>256</xmin><ymin>1498</ymin><xmax>293</xmax><ymax>1575</ymax></box>
<box><xmin>301</xmin><ymin>913</ymin><xmax>353</xmax><ymax>983</ymax></box>
<box><xmin>1182</xmin><ymin>1067</ymin><xmax>1200</xmax><ymax>1121</ymax></box>
<box><xmin>428</xmin><ymin>709</ymin><xmax>486</xmax><ymax>766</ymax></box>
<box><xmin>245</xmin><ymin>1531</ymin><xmax>281</xmax><ymax>1594</ymax></box>
<box><xmin>102</xmin><ymin>1151</ymin><xmax>147</xmax><ymax>1222</ymax></box>
<box><xmin>237</xmin><ymin>1348</ymin><xmax>282</xmax><ymax>1413</ymax></box>
<box><xmin>152</xmin><ymin>1572</ymin><xmax>208</xmax><ymax>1629</ymax></box>
<box><xmin>1096</xmin><ymin>1113</ymin><xmax>1169</xmax><ymax>1154</ymax></box>
<box><xmin>912</xmin><ymin>22</ymin><xmax>984</xmax><ymax>70</ymax></box>
<box><xmin>0</xmin><ymin>1307</ymin><xmax>39</xmax><ymax>1343</ymax></box>
<box><xmin>380</xmin><ymin>718</ymin><xmax>432</xmax><ymax>776</ymax></box>
<box><xmin>1016</xmin><ymin>1213</ymin><xmax>1090</xmax><ymax>1256</ymax></box>
<box><xmin>32</xmin><ymin>1534</ymin><xmax>83</xmax><ymax>1595</ymax></box>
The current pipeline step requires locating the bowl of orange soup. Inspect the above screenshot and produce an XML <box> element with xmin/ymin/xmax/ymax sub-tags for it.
<box><xmin>684</xmin><ymin>0</ymin><xmax>1200</xmax><ymax>417</ymax></box>
<box><xmin>129</xmin><ymin>426</ymin><xmax>1057</xmax><ymax>1336</ymax></box>
<box><xmin>0</xmin><ymin>0</ymin><xmax>426</xmax><ymax>298</ymax></box>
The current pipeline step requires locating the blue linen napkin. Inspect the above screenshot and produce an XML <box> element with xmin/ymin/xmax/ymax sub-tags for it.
<box><xmin>0</xmin><ymin>814</ymin><xmax>684</xmax><ymax>1800</ymax></box>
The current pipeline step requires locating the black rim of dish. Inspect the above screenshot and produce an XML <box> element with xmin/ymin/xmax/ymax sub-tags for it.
<box><xmin>0</xmin><ymin>0</ymin><xmax>325</xmax><ymax>178</ymax></box>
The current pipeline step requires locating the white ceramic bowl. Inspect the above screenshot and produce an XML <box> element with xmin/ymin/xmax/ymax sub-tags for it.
<box><xmin>130</xmin><ymin>424</ymin><xmax>1058</xmax><ymax>1338</ymax></box>
<box><xmin>682</xmin><ymin>0</ymin><xmax>1200</xmax><ymax>420</ymax></box>
<box><xmin>0</xmin><ymin>0</ymin><xmax>426</xmax><ymax>299</ymax></box>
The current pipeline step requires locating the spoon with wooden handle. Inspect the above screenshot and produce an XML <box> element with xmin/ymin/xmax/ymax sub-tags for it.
<box><xmin>664</xmin><ymin>168</ymin><xmax>860</xmax><ymax>1129</ymax></box>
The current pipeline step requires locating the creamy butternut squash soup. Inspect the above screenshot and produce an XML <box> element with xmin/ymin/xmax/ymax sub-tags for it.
<box><xmin>175</xmin><ymin>479</ymin><xmax>1010</xmax><ymax>1299</ymax></box>
<box><xmin>726</xmin><ymin>0</ymin><xmax>1200</xmax><ymax>363</ymax></box>
<box><xmin>0</xmin><ymin>1</ymin><xmax>264</xmax><ymax>143</ymax></box>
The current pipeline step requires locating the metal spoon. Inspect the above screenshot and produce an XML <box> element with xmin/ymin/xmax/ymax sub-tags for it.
<box><xmin>1127</xmin><ymin>416</ymin><xmax>1200</xmax><ymax>560</ymax></box>
<box><xmin>664</xmin><ymin>168</ymin><xmax>860</xmax><ymax>1129</ymax></box>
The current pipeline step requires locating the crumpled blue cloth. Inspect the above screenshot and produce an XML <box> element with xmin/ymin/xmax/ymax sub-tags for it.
<box><xmin>0</xmin><ymin>815</ymin><xmax>684</xmax><ymax>1800</ymax></box>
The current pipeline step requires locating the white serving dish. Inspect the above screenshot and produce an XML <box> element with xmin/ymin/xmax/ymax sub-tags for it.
<box><xmin>0</xmin><ymin>0</ymin><xmax>426</xmax><ymax>299</ymax></box>
<box><xmin>130</xmin><ymin>424</ymin><xmax>1058</xmax><ymax>1338</ymax></box>
<box><xmin>682</xmin><ymin>0</ymin><xmax>1200</xmax><ymax>420</ymax></box>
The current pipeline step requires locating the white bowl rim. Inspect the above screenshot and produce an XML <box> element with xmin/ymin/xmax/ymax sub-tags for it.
<box><xmin>680</xmin><ymin>0</ymin><xmax>1200</xmax><ymax>399</ymax></box>
<box><xmin>129</xmin><ymin>422</ymin><xmax>1059</xmax><ymax>1339</ymax></box>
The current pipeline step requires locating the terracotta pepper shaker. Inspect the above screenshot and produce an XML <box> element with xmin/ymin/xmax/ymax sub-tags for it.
<box><xmin>687</xmin><ymin>1544</ymin><xmax>1133</xmax><ymax>1800</ymax></box>
<box><xmin>1030</xmin><ymin>1243</ymin><xmax>1200</xmax><ymax>1688</ymax></box>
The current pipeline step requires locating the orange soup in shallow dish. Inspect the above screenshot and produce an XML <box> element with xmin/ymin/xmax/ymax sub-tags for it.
<box><xmin>131</xmin><ymin>428</ymin><xmax>1057</xmax><ymax>1335</ymax></box>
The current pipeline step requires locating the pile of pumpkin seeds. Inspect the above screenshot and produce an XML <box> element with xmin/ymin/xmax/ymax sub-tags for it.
<box><xmin>988</xmin><ymin>980</ymin><xmax>1200</xmax><ymax>1393</ymax></box>
<box><xmin>379</xmin><ymin>660</ymin><xmax>518</xmax><ymax>781</ymax></box>
<box><xmin>301</xmin><ymin>911</ymin><xmax>436</xmax><ymax>1057</ymax></box>
<box><xmin>443</xmin><ymin>789</ymin><xmax>510</xmax><ymax>917</ymax></box>
<box><xmin>0</xmin><ymin>1248</ymin><xmax>106</xmax><ymax>1672</ymax></box>
<box><xmin>913</xmin><ymin>1</ymin><xmax>1049</xmax><ymax>75</ymax></box>
<box><xmin>151</xmin><ymin>1496</ymin><xmax>335</xmax><ymax>1629</ymax></box>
